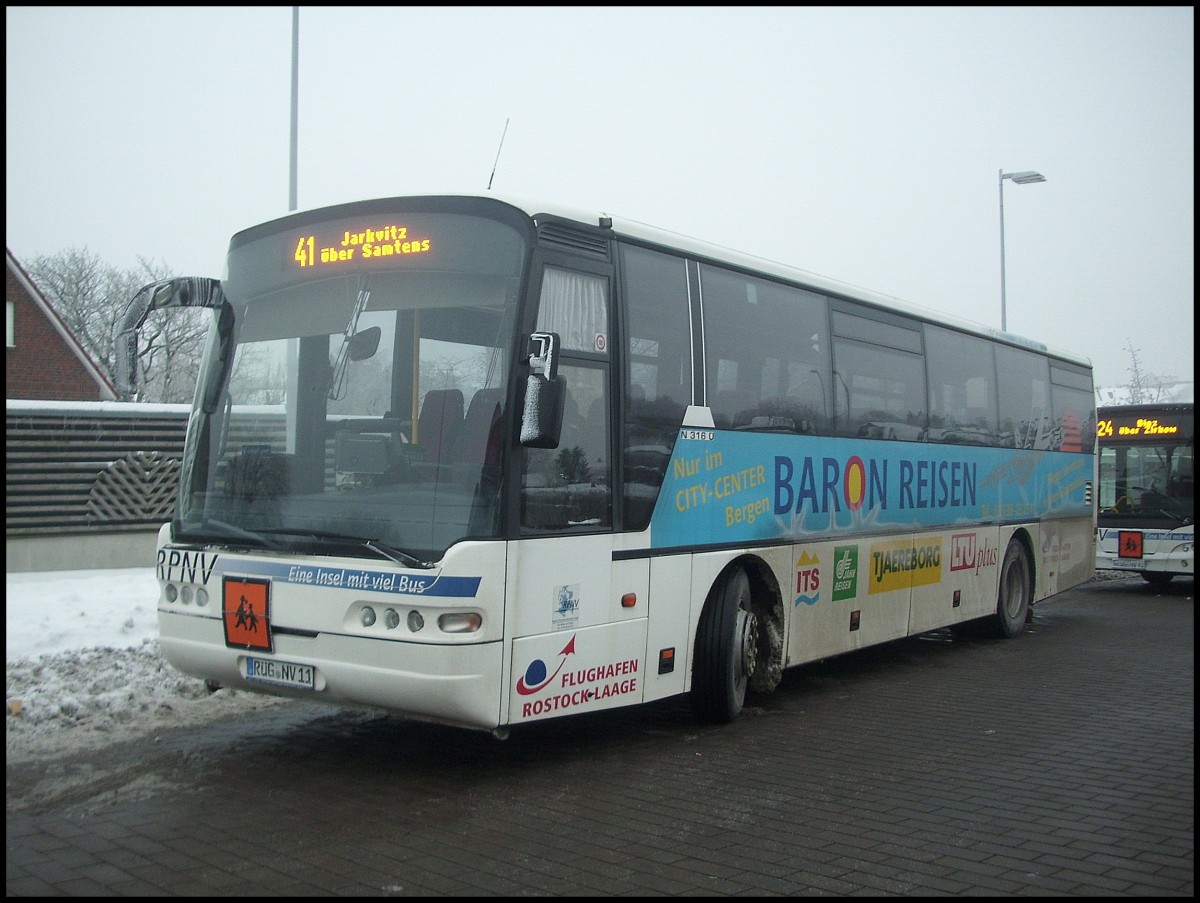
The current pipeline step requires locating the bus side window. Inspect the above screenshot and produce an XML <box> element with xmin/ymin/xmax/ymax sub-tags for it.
<box><xmin>620</xmin><ymin>245</ymin><xmax>692</xmax><ymax>532</ymax></box>
<box><xmin>712</xmin><ymin>389</ymin><xmax>757</xmax><ymax>430</ymax></box>
<box><xmin>996</xmin><ymin>345</ymin><xmax>1051</xmax><ymax>449</ymax></box>
<box><xmin>520</xmin><ymin>362</ymin><xmax>611</xmax><ymax>532</ymax></box>
<box><xmin>624</xmin><ymin>392</ymin><xmax>685</xmax><ymax>527</ymax></box>
<box><xmin>700</xmin><ymin>265</ymin><xmax>830</xmax><ymax>438</ymax></box>
<box><xmin>925</xmin><ymin>325</ymin><xmax>999</xmax><ymax>445</ymax></box>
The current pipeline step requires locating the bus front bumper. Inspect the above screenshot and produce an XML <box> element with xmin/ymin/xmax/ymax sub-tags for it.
<box><xmin>158</xmin><ymin>610</ymin><xmax>505</xmax><ymax>731</ymax></box>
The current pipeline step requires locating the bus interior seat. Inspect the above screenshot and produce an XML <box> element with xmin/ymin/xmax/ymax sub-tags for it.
<box><xmin>415</xmin><ymin>388</ymin><xmax>464</xmax><ymax>465</ymax></box>
<box><xmin>453</xmin><ymin>388</ymin><xmax>505</xmax><ymax>492</ymax></box>
<box><xmin>457</xmin><ymin>388</ymin><xmax>504</xmax><ymax>465</ymax></box>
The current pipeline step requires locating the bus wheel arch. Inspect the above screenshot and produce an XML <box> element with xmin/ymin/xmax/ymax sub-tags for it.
<box><xmin>952</xmin><ymin>530</ymin><xmax>1035</xmax><ymax>641</ymax></box>
<box><xmin>691</xmin><ymin>557</ymin><xmax>784</xmax><ymax>724</ymax></box>
<box><xmin>741</xmin><ymin>556</ymin><xmax>785</xmax><ymax>695</ymax></box>
<box><xmin>993</xmin><ymin>531</ymin><xmax>1034</xmax><ymax>638</ymax></box>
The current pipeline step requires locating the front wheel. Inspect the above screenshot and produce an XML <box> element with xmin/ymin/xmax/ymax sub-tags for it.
<box><xmin>992</xmin><ymin>538</ymin><xmax>1033</xmax><ymax>638</ymax></box>
<box><xmin>692</xmin><ymin>566</ymin><xmax>758</xmax><ymax>723</ymax></box>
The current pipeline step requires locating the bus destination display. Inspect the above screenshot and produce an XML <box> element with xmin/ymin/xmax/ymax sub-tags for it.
<box><xmin>1097</xmin><ymin>412</ymin><xmax>1190</xmax><ymax>440</ymax></box>
<box><xmin>293</xmin><ymin>223</ymin><xmax>432</xmax><ymax>268</ymax></box>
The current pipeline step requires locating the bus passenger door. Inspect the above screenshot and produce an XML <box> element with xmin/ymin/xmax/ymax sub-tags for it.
<box><xmin>505</xmin><ymin>538</ymin><xmax>649</xmax><ymax>725</ymax></box>
<box><xmin>505</xmin><ymin>258</ymin><xmax>649</xmax><ymax>725</ymax></box>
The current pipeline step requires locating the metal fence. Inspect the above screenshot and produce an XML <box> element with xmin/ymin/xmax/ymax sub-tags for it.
<box><xmin>6</xmin><ymin>401</ymin><xmax>190</xmax><ymax>537</ymax></box>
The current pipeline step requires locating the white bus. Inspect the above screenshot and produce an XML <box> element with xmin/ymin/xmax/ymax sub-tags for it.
<box><xmin>116</xmin><ymin>193</ymin><xmax>1097</xmax><ymax>736</ymax></box>
<box><xmin>1095</xmin><ymin>403</ymin><xmax>1194</xmax><ymax>586</ymax></box>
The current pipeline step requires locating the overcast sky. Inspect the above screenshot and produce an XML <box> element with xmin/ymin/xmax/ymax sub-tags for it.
<box><xmin>6</xmin><ymin>6</ymin><xmax>1194</xmax><ymax>392</ymax></box>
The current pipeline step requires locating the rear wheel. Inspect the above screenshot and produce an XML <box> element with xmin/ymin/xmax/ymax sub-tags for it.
<box><xmin>993</xmin><ymin>539</ymin><xmax>1032</xmax><ymax>638</ymax></box>
<box><xmin>692</xmin><ymin>566</ymin><xmax>758</xmax><ymax>723</ymax></box>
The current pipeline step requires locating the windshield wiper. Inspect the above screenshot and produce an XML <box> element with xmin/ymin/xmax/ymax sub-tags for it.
<box><xmin>364</xmin><ymin>539</ymin><xmax>434</xmax><ymax>570</ymax></box>
<box><xmin>1144</xmin><ymin>509</ymin><xmax>1194</xmax><ymax>526</ymax></box>
<box><xmin>184</xmin><ymin>517</ymin><xmax>284</xmax><ymax>550</ymax></box>
<box><xmin>255</xmin><ymin>528</ymin><xmax>435</xmax><ymax>569</ymax></box>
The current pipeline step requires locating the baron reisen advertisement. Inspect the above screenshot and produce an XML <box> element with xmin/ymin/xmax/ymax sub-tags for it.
<box><xmin>648</xmin><ymin>430</ymin><xmax>1093</xmax><ymax>548</ymax></box>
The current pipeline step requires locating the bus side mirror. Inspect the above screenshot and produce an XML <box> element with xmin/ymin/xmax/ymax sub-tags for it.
<box><xmin>112</xmin><ymin>277</ymin><xmax>227</xmax><ymax>400</ymax></box>
<box><xmin>520</xmin><ymin>331</ymin><xmax>565</xmax><ymax>448</ymax></box>
<box><xmin>115</xmin><ymin>328</ymin><xmax>139</xmax><ymax>399</ymax></box>
<box><xmin>348</xmin><ymin>325</ymin><xmax>381</xmax><ymax>361</ymax></box>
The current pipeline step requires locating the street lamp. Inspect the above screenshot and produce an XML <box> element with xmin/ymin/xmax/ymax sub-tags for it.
<box><xmin>998</xmin><ymin>168</ymin><xmax>1046</xmax><ymax>332</ymax></box>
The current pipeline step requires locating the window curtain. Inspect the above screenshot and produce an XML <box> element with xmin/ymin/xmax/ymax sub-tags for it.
<box><xmin>536</xmin><ymin>267</ymin><xmax>607</xmax><ymax>354</ymax></box>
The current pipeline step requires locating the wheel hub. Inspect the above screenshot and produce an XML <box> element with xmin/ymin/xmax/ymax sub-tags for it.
<box><xmin>738</xmin><ymin>609</ymin><xmax>758</xmax><ymax>681</ymax></box>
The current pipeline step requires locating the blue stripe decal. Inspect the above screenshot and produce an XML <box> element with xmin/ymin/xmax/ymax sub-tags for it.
<box><xmin>220</xmin><ymin>559</ymin><xmax>481</xmax><ymax>597</ymax></box>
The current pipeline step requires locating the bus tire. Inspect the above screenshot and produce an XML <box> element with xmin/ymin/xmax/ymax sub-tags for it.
<box><xmin>992</xmin><ymin>538</ymin><xmax>1032</xmax><ymax>638</ymax></box>
<box><xmin>692</xmin><ymin>566</ymin><xmax>758</xmax><ymax>724</ymax></box>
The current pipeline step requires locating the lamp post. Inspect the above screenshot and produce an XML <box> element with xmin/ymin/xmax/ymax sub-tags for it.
<box><xmin>289</xmin><ymin>7</ymin><xmax>299</xmax><ymax>212</ymax></box>
<box><xmin>998</xmin><ymin>169</ymin><xmax>1046</xmax><ymax>332</ymax></box>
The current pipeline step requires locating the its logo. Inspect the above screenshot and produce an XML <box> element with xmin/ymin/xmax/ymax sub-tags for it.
<box><xmin>795</xmin><ymin>551</ymin><xmax>820</xmax><ymax>606</ymax></box>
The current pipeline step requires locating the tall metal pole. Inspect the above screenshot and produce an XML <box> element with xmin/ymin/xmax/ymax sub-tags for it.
<box><xmin>289</xmin><ymin>7</ymin><xmax>299</xmax><ymax>212</ymax></box>
<box><xmin>998</xmin><ymin>168</ymin><xmax>1007</xmax><ymax>332</ymax></box>
<box><xmin>997</xmin><ymin>169</ymin><xmax>1046</xmax><ymax>333</ymax></box>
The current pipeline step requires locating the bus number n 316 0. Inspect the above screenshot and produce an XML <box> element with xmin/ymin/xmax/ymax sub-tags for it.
<box><xmin>679</xmin><ymin>429</ymin><xmax>715</xmax><ymax>442</ymax></box>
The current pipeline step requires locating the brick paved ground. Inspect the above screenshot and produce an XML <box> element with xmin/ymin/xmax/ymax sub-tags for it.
<box><xmin>7</xmin><ymin>575</ymin><xmax>1194</xmax><ymax>896</ymax></box>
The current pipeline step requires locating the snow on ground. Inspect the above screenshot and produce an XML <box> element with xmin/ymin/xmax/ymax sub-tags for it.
<box><xmin>6</xmin><ymin>567</ymin><xmax>283</xmax><ymax>763</ymax></box>
<box><xmin>6</xmin><ymin>565</ymin><xmax>1150</xmax><ymax>765</ymax></box>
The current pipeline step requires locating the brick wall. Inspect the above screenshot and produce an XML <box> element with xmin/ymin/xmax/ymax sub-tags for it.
<box><xmin>6</xmin><ymin>254</ymin><xmax>112</xmax><ymax>401</ymax></box>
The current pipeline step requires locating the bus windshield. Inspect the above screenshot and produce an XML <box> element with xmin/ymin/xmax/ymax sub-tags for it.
<box><xmin>1097</xmin><ymin>408</ymin><xmax>1195</xmax><ymax>526</ymax></box>
<box><xmin>175</xmin><ymin>206</ymin><xmax>528</xmax><ymax>562</ymax></box>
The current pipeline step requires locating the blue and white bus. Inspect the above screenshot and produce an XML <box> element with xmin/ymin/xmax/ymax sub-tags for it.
<box><xmin>1096</xmin><ymin>402</ymin><xmax>1194</xmax><ymax>586</ymax></box>
<box><xmin>116</xmin><ymin>193</ymin><xmax>1097</xmax><ymax>735</ymax></box>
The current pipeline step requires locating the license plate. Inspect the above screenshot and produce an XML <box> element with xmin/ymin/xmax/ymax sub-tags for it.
<box><xmin>246</xmin><ymin>656</ymin><xmax>315</xmax><ymax>689</ymax></box>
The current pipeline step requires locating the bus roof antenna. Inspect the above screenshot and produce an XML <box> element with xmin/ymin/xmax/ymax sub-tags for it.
<box><xmin>488</xmin><ymin>117</ymin><xmax>510</xmax><ymax>190</ymax></box>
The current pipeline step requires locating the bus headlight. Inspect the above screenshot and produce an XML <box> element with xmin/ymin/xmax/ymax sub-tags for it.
<box><xmin>438</xmin><ymin>612</ymin><xmax>482</xmax><ymax>633</ymax></box>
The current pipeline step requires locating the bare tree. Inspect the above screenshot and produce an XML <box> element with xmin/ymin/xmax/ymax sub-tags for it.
<box><xmin>135</xmin><ymin>306</ymin><xmax>209</xmax><ymax>403</ymax></box>
<box><xmin>1123</xmin><ymin>339</ymin><xmax>1170</xmax><ymax>404</ymax></box>
<box><xmin>25</xmin><ymin>247</ymin><xmax>208</xmax><ymax>403</ymax></box>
